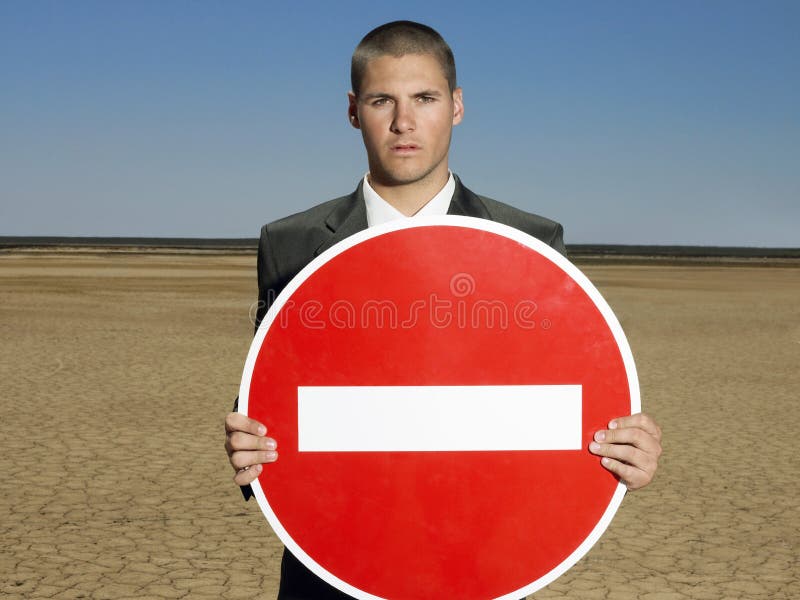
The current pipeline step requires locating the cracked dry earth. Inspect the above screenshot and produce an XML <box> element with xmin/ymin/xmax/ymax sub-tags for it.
<box><xmin>1</xmin><ymin>252</ymin><xmax>797</xmax><ymax>599</ymax></box>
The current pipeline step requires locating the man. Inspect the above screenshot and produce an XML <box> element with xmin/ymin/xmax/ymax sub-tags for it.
<box><xmin>225</xmin><ymin>21</ymin><xmax>662</xmax><ymax>599</ymax></box>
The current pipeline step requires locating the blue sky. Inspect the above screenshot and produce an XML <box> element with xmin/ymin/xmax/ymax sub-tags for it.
<box><xmin>1</xmin><ymin>1</ymin><xmax>798</xmax><ymax>245</ymax></box>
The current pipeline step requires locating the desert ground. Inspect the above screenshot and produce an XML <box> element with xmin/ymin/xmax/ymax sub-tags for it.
<box><xmin>1</xmin><ymin>251</ymin><xmax>797</xmax><ymax>599</ymax></box>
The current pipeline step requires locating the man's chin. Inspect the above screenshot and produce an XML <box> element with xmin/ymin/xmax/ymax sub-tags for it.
<box><xmin>372</xmin><ymin>166</ymin><xmax>439</xmax><ymax>188</ymax></box>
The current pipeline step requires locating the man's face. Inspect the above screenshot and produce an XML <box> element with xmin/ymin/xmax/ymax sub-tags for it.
<box><xmin>348</xmin><ymin>53</ymin><xmax>464</xmax><ymax>189</ymax></box>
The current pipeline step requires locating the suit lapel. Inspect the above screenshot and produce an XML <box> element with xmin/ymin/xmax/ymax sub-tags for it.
<box><xmin>447</xmin><ymin>175</ymin><xmax>491</xmax><ymax>219</ymax></box>
<box><xmin>314</xmin><ymin>182</ymin><xmax>369</xmax><ymax>257</ymax></box>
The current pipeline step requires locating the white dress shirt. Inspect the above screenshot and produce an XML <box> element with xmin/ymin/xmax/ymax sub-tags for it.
<box><xmin>363</xmin><ymin>172</ymin><xmax>455</xmax><ymax>228</ymax></box>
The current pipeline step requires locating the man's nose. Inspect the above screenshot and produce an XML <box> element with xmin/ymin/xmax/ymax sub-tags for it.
<box><xmin>391</xmin><ymin>101</ymin><xmax>415</xmax><ymax>133</ymax></box>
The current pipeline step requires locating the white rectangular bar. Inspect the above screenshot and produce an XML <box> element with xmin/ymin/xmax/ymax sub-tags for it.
<box><xmin>297</xmin><ymin>385</ymin><xmax>582</xmax><ymax>452</ymax></box>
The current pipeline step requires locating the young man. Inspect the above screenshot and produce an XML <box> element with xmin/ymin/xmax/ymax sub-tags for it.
<box><xmin>225</xmin><ymin>21</ymin><xmax>662</xmax><ymax>599</ymax></box>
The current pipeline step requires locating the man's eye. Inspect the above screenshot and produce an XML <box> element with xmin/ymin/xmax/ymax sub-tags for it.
<box><xmin>418</xmin><ymin>96</ymin><xmax>435</xmax><ymax>103</ymax></box>
<box><xmin>372</xmin><ymin>98</ymin><xmax>390</xmax><ymax>106</ymax></box>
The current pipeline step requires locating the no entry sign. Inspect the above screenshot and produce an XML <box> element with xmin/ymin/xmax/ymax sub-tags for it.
<box><xmin>239</xmin><ymin>216</ymin><xmax>639</xmax><ymax>600</ymax></box>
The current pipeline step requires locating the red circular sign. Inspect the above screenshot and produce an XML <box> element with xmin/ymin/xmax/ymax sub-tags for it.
<box><xmin>239</xmin><ymin>216</ymin><xmax>639</xmax><ymax>600</ymax></box>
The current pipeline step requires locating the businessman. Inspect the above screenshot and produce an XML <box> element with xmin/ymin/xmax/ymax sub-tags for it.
<box><xmin>225</xmin><ymin>20</ymin><xmax>663</xmax><ymax>599</ymax></box>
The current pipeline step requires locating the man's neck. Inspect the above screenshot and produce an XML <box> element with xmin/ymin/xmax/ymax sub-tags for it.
<box><xmin>367</xmin><ymin>169</ymin><xmax>451</xmax><ymax>216</ymax></box>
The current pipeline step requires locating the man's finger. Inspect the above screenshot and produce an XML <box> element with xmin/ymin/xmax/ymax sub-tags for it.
<box><xmin>598</xmin><ymin>457</ymin><xmax>650</xmax><ymax>491</ymax></box>
<box><xmin>233</xmin><ymin>463</ymin><xmax>262</xmax><ymax>486</ymax></box>
<box><xmin>225</xmin><ymin>432</ymin><xmax>277</xmax><ymax>453</ymax></box>
<box><xmin>595</xmin><ymin>424</ymin><xmax>662</xmax><ymax>456</ymax></box>
<box><xmin>589</xmin><ymin>438</ymin><xmax>648</xmax><ymax>465</ymax></box>
<box><xmin>225</xmin><ymin>412</ymin><xmax>267</xmax><ymax>436</ymax></box>
<box><xmin>230</xmin><ymin>450</ymin><xmax>278</xmax><ymax>471</ymax></box>
<box><xmin>590</xmin><ymin>439</ymin><xmax>657</xmax><ymax>490</ymax></box>
<box><xmin>608</xmin><ymin>412</ymin><xmax>662</xmax><ymax>440</ymax></box>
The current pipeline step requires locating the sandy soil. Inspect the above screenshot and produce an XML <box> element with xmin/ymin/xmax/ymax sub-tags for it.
<box><xmin>1</xmin><ymin>252</ymin><xmax>797</xmax><ymax>599</ymax></box>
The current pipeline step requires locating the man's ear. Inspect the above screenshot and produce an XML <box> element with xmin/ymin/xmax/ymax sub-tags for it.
<box><xmin>347</xmin><ymin>92</ymin><xmax>360</xmax><ymax>129</ymax></box>
<box><xmin>452</xmin><ymin>87</ymin><xmax>464</xmax><ymax>126</ymax></box>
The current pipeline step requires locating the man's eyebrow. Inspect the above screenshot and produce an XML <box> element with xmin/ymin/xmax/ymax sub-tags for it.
<box><xmin>414</xmin><ymin>89</ymin><xmax>443</xmax><ymax>97</ymax></box>
<box><xmin>361</xmin><ymin>92</ymin><xmax>395</xmax><ymax>100</ymax></box>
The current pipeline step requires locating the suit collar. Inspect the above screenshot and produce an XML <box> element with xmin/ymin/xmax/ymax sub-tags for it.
<box><xmin>315</xmin><ymin>174</ymin><xmax>489</xmax><ymax>256</ymax></box>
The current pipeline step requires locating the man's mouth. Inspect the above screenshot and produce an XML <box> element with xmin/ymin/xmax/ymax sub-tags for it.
<box><xmin>391</xmin><ymin>144</ymin><xmax>420</xmax><ymax>154</ymax></box>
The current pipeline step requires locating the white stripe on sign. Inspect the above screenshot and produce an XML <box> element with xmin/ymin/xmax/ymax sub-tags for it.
<box><xmin>297</xmin><ymin>385</ymin><xmax>582</xmax><ymax>452</ymax></box>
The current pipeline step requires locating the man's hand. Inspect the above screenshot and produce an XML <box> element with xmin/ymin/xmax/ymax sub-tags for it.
<box><xmin>224</xmin><ymin>412</ymin><xmax>278</xmax><ymax>486</ymax></box>
<box><xmin>589</xmin><ymin>412</ymin><xmax>662</xmax><ymax>491</ymax></box>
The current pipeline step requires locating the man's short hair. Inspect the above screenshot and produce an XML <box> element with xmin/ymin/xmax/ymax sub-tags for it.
<box><xmin>351</xmin><ymin>20</ymin><xmax>457</xmax><ymax>97</ymax></box>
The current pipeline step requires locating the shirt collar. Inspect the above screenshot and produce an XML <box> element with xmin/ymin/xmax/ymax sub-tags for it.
<box><xmin>363</xmin><ymin>172</ymin><xmax>455</xmax><ymax>228</ymax></box>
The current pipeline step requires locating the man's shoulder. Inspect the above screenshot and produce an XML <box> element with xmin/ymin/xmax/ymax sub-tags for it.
<box><xmin>259</xmin><ymin>184</ymin><xmax>363</xmax><ymax>251</ymax></box>
<box><xmin>262</xmin><ymin>191</ymin><xmax>357</xmax><ymax>237</ymax></box>
<box><xmin>255</xmin><ymin>188</ymin><xmax>363</xmax><ymax>287</ymax></box>
<box><xmin>462</xmin><ymin>185</ymin><xmax>566</xmax><ymax>255</ymax></box>
<box><xmin>478</xmin><ymin>193</ymin><xmax>562</xmax><ymax>232</ymax></box>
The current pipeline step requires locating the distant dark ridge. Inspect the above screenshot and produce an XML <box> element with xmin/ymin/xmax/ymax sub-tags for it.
<box><xmin>568</xmin><ymin>244</ymin><xmax>800</xmax><ymax>259</ymax></box>
<box><xmin>0</xmin><ymin>236</ymin><xmax>259</xmax><ymax>250</ymax></box>
<box><xmin>1</xmin><ymin>237</ymin><xmax>798</xmax><ymax>260</ymax></box>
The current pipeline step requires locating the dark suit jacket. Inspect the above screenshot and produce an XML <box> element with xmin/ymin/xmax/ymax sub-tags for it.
<box><xmin>242</xmin><ymin>175</ymin><xmax>566</xmax><ymax>599</ymax></box>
